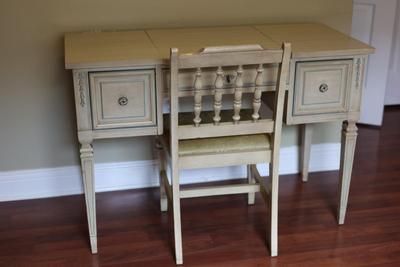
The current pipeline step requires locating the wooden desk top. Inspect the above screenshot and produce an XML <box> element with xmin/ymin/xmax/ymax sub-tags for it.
<box><xmin>65</xmin><ymin>23</ymin><xmax>374</xmax><ymax>69</ymax></box>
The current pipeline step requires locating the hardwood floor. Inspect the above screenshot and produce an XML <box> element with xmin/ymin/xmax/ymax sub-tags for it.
<box><xmin>1</xmin><ymin>107</ymin><xmax>399</xmax><ymax>267</ymax></box>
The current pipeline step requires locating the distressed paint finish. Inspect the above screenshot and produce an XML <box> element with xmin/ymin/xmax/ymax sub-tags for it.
<box><xmin>65</xmin><ymin>23</ymin><xmax>374</xmax><ymax>258</ymax></box>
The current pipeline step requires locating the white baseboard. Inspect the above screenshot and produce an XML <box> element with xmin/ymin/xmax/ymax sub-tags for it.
<box><xmin>0</xmin><ymin>143</ymin><xmax>340</xmax><ymax>202</ymax></box>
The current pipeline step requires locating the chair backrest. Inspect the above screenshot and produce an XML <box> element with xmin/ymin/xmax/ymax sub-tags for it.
<box><xmin>169</xmin><ymin>43</ymin><xmax>291</xmax><ymax>142</ymax></box>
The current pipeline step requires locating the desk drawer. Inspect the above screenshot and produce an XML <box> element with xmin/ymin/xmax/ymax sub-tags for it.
<box><xmin>89</xmin><ymin>70</ymin><xmax>156</xmax><ymax>130</ymax></box>
<box><xmin>293</xmin><ymin>60</ymin><xmax>352</xmax><ymax>116</ymax></box>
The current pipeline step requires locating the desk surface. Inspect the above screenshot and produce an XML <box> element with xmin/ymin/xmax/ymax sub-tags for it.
<box><xmin>65</xmin><ymin>23</ymin><xmax>374</xmax><ymax>69</ymax></box>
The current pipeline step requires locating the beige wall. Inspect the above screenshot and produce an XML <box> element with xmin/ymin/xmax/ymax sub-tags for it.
<box><xmin>0</xmin><ymin>0</ymin><xmax>352</xmax><ymax>171</ymax></box>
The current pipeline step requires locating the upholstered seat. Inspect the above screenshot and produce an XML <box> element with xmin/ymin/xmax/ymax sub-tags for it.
<box><xmin>179</xmin><ymin>134</ymin><xmax>270</xmax><ymax>156</ymax></box>
<box><xmin>164</xmin><ymin>109</ymin><xmax>271</xmax><ymax>156</ymax></box>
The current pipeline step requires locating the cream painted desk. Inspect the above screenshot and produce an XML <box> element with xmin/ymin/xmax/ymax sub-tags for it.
<box><xmin>64</xmin><ymin>23</ymin><xmax>374</xmax><ymax>253</ymax></box>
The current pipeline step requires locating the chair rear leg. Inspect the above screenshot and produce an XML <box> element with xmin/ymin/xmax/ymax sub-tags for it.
<box><xmin>247</xmin><ymin>164</ymin><xmax>256</xmax><ymax>205</ymax></box>
<box><xmin>157</xmin><ymin>139</ymin><xmax>168</xmax><ymax>212</ymax></box>
<box><xmin>172</xmin><ymin>168</ymin><xmax>183</xmax><ymax>264</ymax></box>
<box><xmin>268</xmin><ymin>162</ymin><xmax>279</xmax><ymax>257</ymax></box>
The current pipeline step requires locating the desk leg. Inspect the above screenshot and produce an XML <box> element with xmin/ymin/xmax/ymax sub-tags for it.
<box><xmin>338</xmin><ymin>121</ymin><xmax>358</xmax><ymax>225</ymax></box>
<box><xmin>247</xmin><ymin>164</ymin><xmax>256</xmax><ymax>205</ymax></box>
<box><xmin>300</xmin><ymin>124</ymin><xmax>313</xmax><ymax>182</ymax></box>
<box><xmin>80</xmin><ymin>141</ymin><xmax>97</xmax><ymax>253</ymax></box>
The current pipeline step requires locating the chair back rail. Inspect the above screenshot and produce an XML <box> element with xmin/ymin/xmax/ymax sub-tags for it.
<box><xmin>178</xmin><ymin>49</ymin><xmax>284</xmax><ymax>69</ymax></box>
<box><xmin>169</xmin><ymin>43</ymin><xmax>291</xmax><ymax>142</ymax></box>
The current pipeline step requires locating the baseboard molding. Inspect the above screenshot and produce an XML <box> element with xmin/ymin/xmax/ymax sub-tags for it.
<box><xmin>0</xmin><ymin>143</ymin><xmax>340</xmax><ymax>202</ymax></box>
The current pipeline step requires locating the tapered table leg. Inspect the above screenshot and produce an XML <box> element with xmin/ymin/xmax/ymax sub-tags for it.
<box><xmin>247</xmin><ymin>164</ymin><xmax>256</xmax><ymax>205</ymax></box>
<box><xmin>80</xmin><ymin>140</ymin><xmax>97</xmax><ymax>253</ymax></box>
<box><xmin>300</xmin><ymin>124</ymin><xmax>313</xmax><ymax>182</ymax></box>
<box><xmin>338</xmin><ymin>120</ymin><xmax>358</xmax><ymax>225</ymax></box>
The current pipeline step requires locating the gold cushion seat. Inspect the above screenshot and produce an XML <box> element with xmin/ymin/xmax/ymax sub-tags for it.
<box><xmin>179</xmin><ymin>134</ymin><xmax>271</xmax><ymax>156</ymax></box>
<box><xmin>164</xmin><ymin>109</ymin><xmax>271</xmax><ymax>156</ymax></box>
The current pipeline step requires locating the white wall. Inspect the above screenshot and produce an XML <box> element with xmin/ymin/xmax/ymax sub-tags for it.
<box><xmin>0</xmin><ymin>0</ymin><xmax>353</xmax><ymax>201</ymax></box>
<box><xmin>0</xmin><ymin>0</ymin><xmax>353</xmax><ymax>172</ymax></box>
<box><xmin>385</xmin><ymin>0</ymin><xmax>400</xmax><ymax>106</ymax></box>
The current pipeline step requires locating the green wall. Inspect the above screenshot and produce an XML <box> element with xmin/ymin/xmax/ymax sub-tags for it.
<box><xmin>0</xmin><ymin>0</ymin><xmax>351</xmax><ymax>171</ymax></box>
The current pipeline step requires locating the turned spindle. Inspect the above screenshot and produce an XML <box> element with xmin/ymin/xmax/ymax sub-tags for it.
<box><xmin>193</xmin><ymin>68</ymin><xmax>202</xmax><ymax>127</ymax></box>
<box><xmin>213</xmin><ymin>66</ymin><xmax>224</xmax><ymax>125</ymax></box>
<box><xmin>233</xmin><ymin>65</ymin><xmax>243</xmax><ymax>124</ymax></box>
<box><xmin>252</xmin><ymin>64</ymin><xmax>263</xmax><ymax>121</ymax></box>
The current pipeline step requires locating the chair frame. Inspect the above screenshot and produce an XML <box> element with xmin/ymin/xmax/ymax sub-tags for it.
<box><xmin>158</xmin><ymin>43</ymin><xmax>291</xmax><ymax>264</ymax></box>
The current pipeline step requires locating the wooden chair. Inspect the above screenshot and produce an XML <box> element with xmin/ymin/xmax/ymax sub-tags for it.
<box><xmin>158</xmin><ymin>43</ymin><xmax>291</xmax><ymax>264</ymax></box>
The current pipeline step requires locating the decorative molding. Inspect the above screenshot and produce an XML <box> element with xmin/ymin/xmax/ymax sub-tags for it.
<box><xmin>0</xmin><ymin>143</ymin><xmax>341</xmax><ymax>202</ymax></box>
<box><xmin>77</xmin><ymin>72</ymin><xmax>86</xmax><ymax>107</ymax></box>
<box><xmin>355</xmin><ymin>58</ymin><xmax>362</xmax><ymax>89</ymax></box>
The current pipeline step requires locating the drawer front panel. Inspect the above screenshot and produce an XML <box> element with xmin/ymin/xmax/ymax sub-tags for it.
<box><xmin>293</xmin><ymin>60</ymin><xmax>352</xmax><ymax>116</ymax></box>
<box><xmin>90</xmin><ymin>70</ymin><xmax>156</xmax><ymax>129</ymax></box>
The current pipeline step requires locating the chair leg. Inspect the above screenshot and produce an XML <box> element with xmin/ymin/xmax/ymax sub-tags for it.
<box><xmin>157</xmin><ymin>140</ymin><xmax>168</xmax><ymax>212</ymax></box>
<box><xmin>159</xmin><ymin>177</ymin><xmax>168</xmax><ymax>212</ymax></box>
<box><xmin>268</xmin><ymin>162</ymin><xmax>279</xmax><ymax>257</ymax></box>
<box><xmin>172</xmin><ymin>168</ymin><xmax>183</xmax><ymax>265</ymax></box>
<box><xmin>300</xmin><ymin>124</ymin><xmax>313</xmax><ymax>182</ymax></box>
<box><xmin>247</xmin><ymin>164</ymin><xmax>256</xmax><ymax>205</ymax></box>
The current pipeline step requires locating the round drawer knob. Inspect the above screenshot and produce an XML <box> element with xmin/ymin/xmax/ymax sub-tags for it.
<box><xmin>319</xmin><ymin>83</ymin><xmax>329</xmax><ymax>93</ymax></box>
<box><xmin>118</xmin><ymin>96</ymin><xmax>128</xmax><ymax>106</ymax></box>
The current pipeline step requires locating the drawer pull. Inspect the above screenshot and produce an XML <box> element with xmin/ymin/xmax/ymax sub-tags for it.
<box><xmin>319</xmin><ymin>83</ymin><xmax>328</xmax><ymax>93</ymax></box>
<box><xmin>118</xmin><ymin>96</ymin><xmax>128</xmax><ymax>106</ymax></box>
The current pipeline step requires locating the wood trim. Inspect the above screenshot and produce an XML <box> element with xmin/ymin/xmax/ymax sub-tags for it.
<box><xmin>91</xmin><ymin>127</ymin><xmax>158</xmax><ymax>139</ymax></box>
<box><xmin>177</xmin><ymin>85</ymin><xmax>277</xmax><ymax>97</ymax></box>
<box><xmin>199</xmin><ymin>44</ymin><xmax>264</xmax><ymax>54</ymax></box>
<box><xmin>178</xmin><ymin>49</ymin><xmax>283</xmax><ymax>69</ymax></box>
<box><xmin>156</xmin><ymin>65</ymin><xmax>164</xmax><ymax>135</ymax></box>
<box><xmin>178</xmin><ymin>120</ymin><xmax>274</xmax><ymax>140</ymax></box>
<box><xmin>180</xmin><ymin>184</ymin><xmax>260</xmax><ymax>199</ymax></box>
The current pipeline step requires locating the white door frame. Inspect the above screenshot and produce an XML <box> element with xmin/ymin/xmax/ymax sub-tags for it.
<box><xmin>352</xmin><ymin>0</ymin><xmax>398</xmax><ymax>126</ymax></box>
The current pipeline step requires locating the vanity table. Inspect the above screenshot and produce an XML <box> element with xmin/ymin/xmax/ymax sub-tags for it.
<box><xmin>64</xmin><ymin>23</ymin><xmax>374</xmax><ymax>253</ymax></box>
